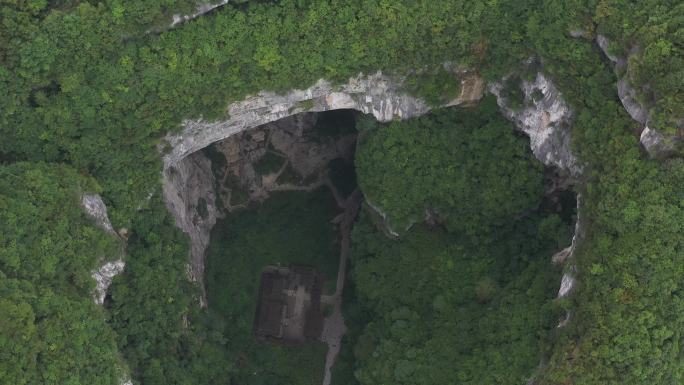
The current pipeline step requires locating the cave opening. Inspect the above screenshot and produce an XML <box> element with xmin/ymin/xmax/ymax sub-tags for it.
<box><xmin>201</xmin><ymin>109</ymin><xmax>361</xmax><ymax>385</ymax></box>
<box><xmin>197</xmin><ymin>100</ymin><xmax>578</xmax><ymax>385</ymax></box>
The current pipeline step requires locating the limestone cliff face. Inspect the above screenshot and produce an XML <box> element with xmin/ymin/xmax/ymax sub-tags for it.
<box><xmin>82</xmin><ymin>194</ymin><xmax>126</xmax><ymax>305</ymax></box>
<box><xmin>166</xmin><ymin>72</ymin><xmax>435</xmax><ymax>164</ymax></box>
<box><xmin>170</xmin><ymin>1</ymin><xmax>229</xmax><ymax>27</ymax></box>
<box><xmin>81</xmin><ymin>194</ymin><xmax>133</xmax><ymax>385</ymax></box>
<box><xmin>552</xmin><ymin>194</ymin><xmax>583</xmax><ymax>328</ymax></box>
<box><xmin>490</xmin><ymin>72</ymin><xmax>581</xmax><ymax>176</ymax></box>
<box><xmin>490</xmin><ymin>72</ymin><xmax>582</xmax><ymax>303</ymax></box>
<box><xmin>595</xmin><ymin>35</ymin><xmax>679</xmax><ymax>158</ymax></box>
<box><xmin>162</xmin><ymin>151</ymin><xmax>220</xmax><ymax>298</ymax></box>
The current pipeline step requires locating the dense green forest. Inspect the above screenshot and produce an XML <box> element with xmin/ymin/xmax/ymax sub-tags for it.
<box><xmin>346</xmin><ymin>100</ymin><xmax>574</xmax><ymax>384</ymax></box>
<box><xmin>355</xmin><ymin>97</ymin><xmax>544</xmax><ymax>234</ymax></box>
<box><xmin>107</xmin><ymin>198</ymin><xmax>231</xmax><ymax>385</ymax></box>
<box><xmin>347</xmin><ymin>215</ymin><xmax>566</xmax><ymax>385</ymax></box>
<box><xmin>0</xmin><ymin>163</ymin><xmax>124</xmax><ymax>385</ymax></box>
<box><xmin>1</xmin><ymin>0</ymin><xmax>682</xmax><ymax>384</ymax></box>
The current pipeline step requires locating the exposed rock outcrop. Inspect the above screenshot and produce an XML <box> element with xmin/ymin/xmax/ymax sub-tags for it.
<box><xmin>595</xmin><ymin>34</ymin><xmax>680</xmax><ymax>158</ymax></box>
<box><xmin>82</xmin><ymin>194</ymin><xmax>117</xmax><ymax>235</ymax></box>
<box><xmin>552</xmin><ymin>194</ymin><xmax>583</xmax><ymax>330</ymax></box>
<box><xmin>162</xmin><ymin>151</ymin><xmax>220</xmax><ymax>292</ymax></box>
<box><xmin>165</xmin><ymin>71</ymin><xmax>482</xmax><ymax>164</ymax></box>
<box><xmin>558</xmin><ymin>273</ymin><xmax>575</xmax><ymax>298</ymax></box>
<box><xmin>82</xmin><ymin>194</ymin><xmax>126</xmax><ymax>305</ymax></box>
<box><xmin>92</xmin><ymin>260</ymin><xmax>126</xmax><ymax>305</ymax></box>
<box><xmin>596</xmin><ymin>35</ymin><xmax>651</xmax><ymax>125</ymax></box>
<box><xmin>640</xmin><ymin>126</ymin><xmax>678</xmax><ymax>158</ymax></box>
<box><xmin>365</xmin><ymin>200</ymin><xmax>400</xmax><ymax>238</ymax></box>
<box><xmin>490</xmin><ymin>72</ymin><xmax>581</xmax><ymax>175</ymax></box>
<box><xmin>170</xmin><ymin>1</ymin><xmax>229</xmax><ymax>28</ymax></box>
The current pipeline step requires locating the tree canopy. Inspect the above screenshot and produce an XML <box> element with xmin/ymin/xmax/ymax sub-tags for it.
<box><xmin>0</xmin><ymin>162</ymin><xmax>124</xmax><ymax>385</ymax></box>
<box><xmin>356</xmin><ymin>96</ymin><xmax>544</xmax><ymax>234</ymax></box>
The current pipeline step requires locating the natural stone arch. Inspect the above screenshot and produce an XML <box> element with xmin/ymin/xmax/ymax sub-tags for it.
<box><xmin>162</xmin><ymin>71</ymin><xmax>483</xmax><ymax>288</ymax></box>
<box><xmin>160</xmin><ymin>69</ymin><xmax>580</xmax><ymax>301</ymax></box>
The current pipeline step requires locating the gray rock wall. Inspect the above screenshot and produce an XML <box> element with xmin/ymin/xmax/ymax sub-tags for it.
<box><xmin>596</xmin><ymin>35</ymin><xmax>651</xmax><ymax>125</ymax></box>
<box><xmin>162</xmin><ymin>151</ymin><xmax>220</xmax><ymax>294</ymax></box>
<box><xmin>595</xmin><ymin>34</ymin><xmax>679</xmax><ymax>158</ymax></box>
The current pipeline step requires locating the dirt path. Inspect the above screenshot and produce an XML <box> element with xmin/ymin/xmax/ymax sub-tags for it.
<box><xmin>321</xmin><ymin>187</ymin><xmax>362</xmax><ymax>385</ymax></box>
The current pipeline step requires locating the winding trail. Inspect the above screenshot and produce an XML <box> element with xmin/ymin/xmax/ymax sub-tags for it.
<box><xmin>320</xmin><ymin>185</ymin><xmax>362</xmax><ymax>385</ymax></box>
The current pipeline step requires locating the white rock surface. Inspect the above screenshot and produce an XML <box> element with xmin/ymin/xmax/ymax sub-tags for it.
<box><xmin>170</xmin><ymin>1</ymin><xmax>229</xmax><ymax>27</ymax></box>
<box><xmin>81</xmin><ymin>193</ymin><xmax>125</xmax><ymax>305</ymax></box>
<box><xmin>165</xmin><ymin>72</ymin><xmax>439</xmax><ymax>164</ymax></box>
<box><xmin>640</xmin><ymin>125</ymin><xmax>676</xmax><ymax>158</ymax></box>
<box><xmin>82</xmin><ymin>194</ymin><xmax>116</xmax><ymax>235</ymax></box>
<box><xmin>92</xmin><ymin>260</ymin><xmax>126</xmax><ymax>305</ymax></box>
<box><xmin>490</xmin><ymin>73</ymin><xmax>581</xmax><ymax>175</ymax></box>
<box><xmin>558</xmin><ymin>273</ymin><xmax>575</xmax><ymax>298</ymax></box>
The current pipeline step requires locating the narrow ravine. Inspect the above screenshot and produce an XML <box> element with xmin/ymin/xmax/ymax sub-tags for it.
<box><xmin>320</xmin><ymin>185</ymin><xmax>363</xmax><ymax>385</ymax></box>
